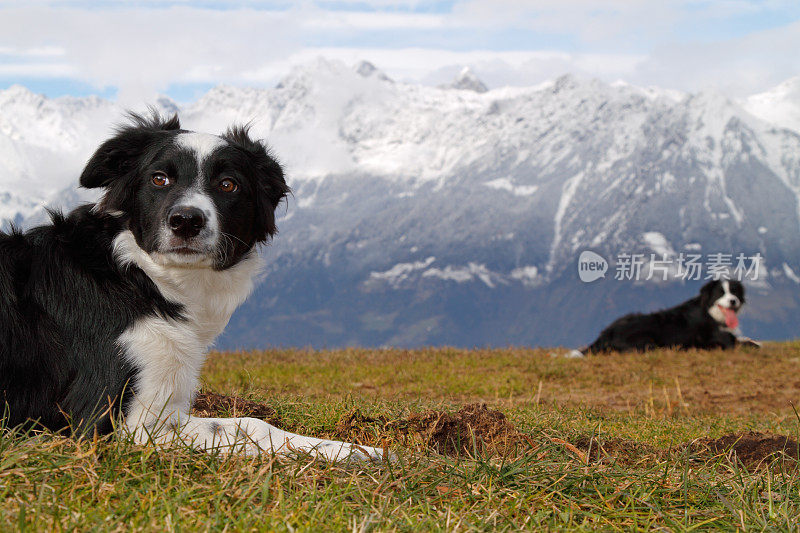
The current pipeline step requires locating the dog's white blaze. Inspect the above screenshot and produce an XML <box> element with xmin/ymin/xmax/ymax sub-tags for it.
<box><xmin>175</xmin><ymin>132</ymin><xmax>226</xmax><ymax>164</ymax></box>
<box><xmin>722</xmin><ymin>281</ymin><xmax>741</xmax><ymax>307</ymax></box>
<box><xmin>176</xmin><ymin>191</ymin><xmax>217</xmax><ymax>228</ymax></box>
<box><xmin>167</xmin><ymin>133</ymin><xmax>224</xmax><ymax>262</ymax></box>
<box><xmin>163</xmin><ymin>190</ymin><xmax>220</xmax><ymax>255</ymax></box>
<box><xmin>707</xmin><ymin>280</ymin><xmax>741</xmax><ymax>333</ymax></box>
<box><xmin>112</xmin><ymin>230</ymin><xmax>381</xmax><ymax>461</ymax></box>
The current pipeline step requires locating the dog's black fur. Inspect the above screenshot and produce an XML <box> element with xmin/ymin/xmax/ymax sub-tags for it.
<box><xmin>0</xmin><ymin>207</ymin><xmax>180</xmax><ymax>433</ymax></box>
<box><xmin>583</xmin><ymin>280</ymin><xmax>746</xmax><ymax>354</ymax></box>
<box><xmin>0</xmin><ymin>112</ymin><xmax>288</xmax><ymax>434</ymax></box>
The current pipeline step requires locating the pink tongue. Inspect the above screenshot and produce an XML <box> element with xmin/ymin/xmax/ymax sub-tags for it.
<box><xmin>721</xmin><ymin>307</ymin><xmax>738</xmax><ymax>329</ymax></box>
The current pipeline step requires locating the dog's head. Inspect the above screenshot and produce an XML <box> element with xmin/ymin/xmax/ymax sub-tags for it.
<box><xmin>80</xmin><ymin>112</ymin><xmax>289</xmax><ymax>270</ymax></box>
<box><xmin>700</xmin><ymin>279</ymin><xmax>745</xmax><ymax>329</ymax></box>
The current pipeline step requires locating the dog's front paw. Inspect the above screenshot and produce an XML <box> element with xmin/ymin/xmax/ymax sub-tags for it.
<box><xmin>550</xmin><ymin>349</ymin><xmax>586</xmax><ymax>359</ymax></box>
<box><xmin>316</xmin><ymin>441</ymin><xmax>392</xmax><ymax>463</ymax></box>
<box><xmin>352</xmin><ymin>444</ymin><xmax>397</xmax><ymax>463</ymax></box>
<box><xmin>737</xmin><ymin>336</ymin><xmax>762</xmax><ymax>348</ymax></box>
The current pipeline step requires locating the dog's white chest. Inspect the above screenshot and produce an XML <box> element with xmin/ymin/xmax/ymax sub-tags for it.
<box><xmin>112</xmin><ymin>230</ymin><xmax>262</xmax><ymax>426</ymax></box>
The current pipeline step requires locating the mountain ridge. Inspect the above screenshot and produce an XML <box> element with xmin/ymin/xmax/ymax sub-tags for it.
<box><xmin>2</xmin><ymin>59</ymin><xmax>800</xmax><ymax>347</ymax></box>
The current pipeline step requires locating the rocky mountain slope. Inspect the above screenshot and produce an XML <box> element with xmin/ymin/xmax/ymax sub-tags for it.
<box><xmin>2</xmin><ymin>59</ymin><xmax>799</xmax><ymax>348</ymax></box>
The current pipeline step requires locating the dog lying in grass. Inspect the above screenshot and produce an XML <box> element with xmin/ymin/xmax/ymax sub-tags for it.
<box><xmin>568</xmin><ymin>279</ymin><xmax>760</xmax><ymax>357</ymax></box>
<box><xmin>0</xmin><ymin>112</ymin><xmax>383</xmax><ymax>462</ymax></box>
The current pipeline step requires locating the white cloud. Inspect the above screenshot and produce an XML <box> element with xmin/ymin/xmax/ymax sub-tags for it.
<box><xmin>0</xmin><ymin>1</ymin><xmax>797</xmax><ymax>100</ymax></box>
<box><xmin>304</xmin><ymin>11</ymin><xmax>446</xmax><ymax>30</ymax></box>
<box><xmin>0</xmin><ymin>5</ymin><xmax>303</xmax><ymax>101</ymax></box>
<box><xmin>0</xmin><ymin>63</ymin><xmax>76</xmax><ymax>77</ymax></box>
<box><xmin>0</xmin><ymin>45</ymin><xmax>66</xmax><ymax>57</ymax></box>
<box><xmin>452</xmin><ymin>0</ymin><xmax>796</xmax><ymax>43</ymax></box>
<box><xmin>633</xmin><ymin>20</ymin><xmax>800</xmax><ymax>95</ymax></box>
<box><xmin>451</xmin><ymin>0</ymin><xmax>681</xmax><ymax>45</ymax></box>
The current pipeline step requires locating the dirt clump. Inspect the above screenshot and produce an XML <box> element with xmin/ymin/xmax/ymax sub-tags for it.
<box><xmin>335</xmin><ymin>403</ymin><xmax>521</xmax><ymax>456</ymax></box>
<box><xmin>573</xmin><ymin>436</ymin><xmax>660</xmax><ymax>465</ymax></box>
<box><xmin>192</xmin><ymin>391</ymin><xmax>279</xmax><ymax>423</ymax></box>
<box><xmin>685</xmin><ymin>431</ymin><xmax>800</xmax><ymax>469</ymax></box>
<box><xmin>334</xmin><ymin>411</ymin><xmax>391</xmax><ymax>443</ymax></box>
<box><xmin>404</xmin><ymin>403</ymin><xmax>520</xmax><ymax>456</ymax></box>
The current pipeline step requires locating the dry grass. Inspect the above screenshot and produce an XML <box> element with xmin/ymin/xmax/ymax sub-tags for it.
<box><xmin>2</xmin><ymin>342</ymin><xmax>800</xmax><ymax>531</ymax></box>
<box><xmin>204</xmin><ymin>341</ymin><xmax>799</xmax><ymax>417</ymax></box>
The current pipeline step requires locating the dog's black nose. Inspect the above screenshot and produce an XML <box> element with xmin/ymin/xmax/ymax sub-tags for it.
<box><xmin>168</xmin><ymin>206</ymin><xmax>206</xmax><ymax>239</ymax></box>
<box><xmin>729</xmin><ymin>297</ymin><xmax>739</xmax><ymax>307</ymax></box>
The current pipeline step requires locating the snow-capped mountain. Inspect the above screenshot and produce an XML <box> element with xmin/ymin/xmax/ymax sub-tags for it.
<box><xmin>439</xmin><ymin>67</ymin><xmax>488</xmax><ymax>93</ymax></box>
<box><xmin>0</xmin><ymin>86</ymin><xmax>179</xmax><ymax>226</ymax></box>
<box><xmin>2</xmin><ymin>59</ymin><xmax>800</xmax><ymax>348</ymax></box>
<box><xmin>744</xmin><ymin>76</ymin><xmax>800</xmax><ymax>134</ymax></box>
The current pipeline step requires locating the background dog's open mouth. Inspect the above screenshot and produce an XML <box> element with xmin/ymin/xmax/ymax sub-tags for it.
<box><xmin>170</xmin><ymin>246</ymin><xmax>204</xmax><ymax>255</ymax></box>
<box><xmin>719</xmin><ymin>304</ymin><xmax>739</xmax><ymax>328</ymax></box>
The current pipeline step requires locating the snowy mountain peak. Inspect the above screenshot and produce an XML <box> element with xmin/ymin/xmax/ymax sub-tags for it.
<box><xmin>0</xmin><ymin>84</ymin><xmax>47</xmax><ymax>109</ymax></box>
<box><xmin>355</xmin><ymin>60</ymin><xmax>392</xmax><ymax>82</ymax></box>
<box><xmin>154</xmin><ymin>95</ymin><xmax>180</xmax><ymax>116</ymax></box>
<box><xmin>551</xmin><ymin>73</ymin><xmax>579</xmax><ymax>94</ymax></box>
<box><xmin>744</xmin><ymin>76</ymin><xmax>800</xmax><ymax>133</ymax></box>
<box><xmin>275</xmin><ymin>57</ymin><xmax>357</xmax><ymax>91</ymax></box>
<box><xmin>440</xmin><ymin>67</ymin><xmax>488</xmax><ymax>93</ymax></box>
<box><xmin>685</xmin><ymin>89</ymin><xmax>745</xmax><ymax>137</ymax></box>
<box><xmin>610</xmin><ymin>79</ymin><xmax>686</xmax><ymax>102</ymax></box>
<box><xmin>754</xmin><ymin>75</ymin><xmax>800</xmax><ymax>101</ymax></box>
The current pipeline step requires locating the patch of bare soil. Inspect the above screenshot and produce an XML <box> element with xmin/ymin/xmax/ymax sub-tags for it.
<box><xmin>335</xmin><ymin>403</ymin><xmax>521</xmax><ymax>456</ymax></box>
<box><xmin>192</xmin><ymin>391</ymin><xmax>279</xmax><ymax>423</ymax></box>
<box><xmin>404</xmin><ymin>403</ymin><xmax>520</xmax><ymax>456</ymax></box>
<box><xmin>573</xmin><ymin>436</ymin><xmax>660</xmax><ymax>465</ymax></box>
<box><xmin>685</xmin><ymin>431</ymin><xmax>800</xmax><ymax>470</ymax></box>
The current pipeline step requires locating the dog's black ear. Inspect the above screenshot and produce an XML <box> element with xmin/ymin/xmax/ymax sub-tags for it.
<box><xmin>222</xmin><ymin>124</ymin><xmax>290</xmax><ymax>240</ymax></box>
<box><xmin>80</xmin><ymin>110</ymin><xmax>181</xmax><ymax>189</ymax></box>
<box><xmin>699</xmin><ymin>280</ymin><xmax>718</xmax><ymax>307</ymax></box>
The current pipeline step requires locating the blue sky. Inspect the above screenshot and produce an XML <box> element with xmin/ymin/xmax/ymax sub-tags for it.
<box><xmin>1</xmin><ymin>1</ymin><xmax>799</xmax><ymax>102</ymax></box>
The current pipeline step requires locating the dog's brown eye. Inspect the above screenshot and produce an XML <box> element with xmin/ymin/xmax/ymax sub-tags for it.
<box><xmin>218</xmin><ymin>178</ymin><xmax>238</xmax><ymax>193</ymax></box>
<box><xmin>151</xmin><ymin>172</ymin><xmax>171</xmax><ymax>187</ymax></box>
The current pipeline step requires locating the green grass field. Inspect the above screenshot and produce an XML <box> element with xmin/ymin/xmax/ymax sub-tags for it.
<box><xmin>2</xmin><ymin>343</ymin><xmax>800</xmax><ymax>531</ymax></box>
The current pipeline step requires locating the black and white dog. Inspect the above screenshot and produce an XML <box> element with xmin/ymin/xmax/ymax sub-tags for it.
<box><xmin>0</xmin><ymin>113</ymin><xmax>382</xmax><ymax>461</ymax></box>
<box><xmin>570</xmin><ymin>279</ymin><xmax>758</xmax><ymax>356</ymax></box>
